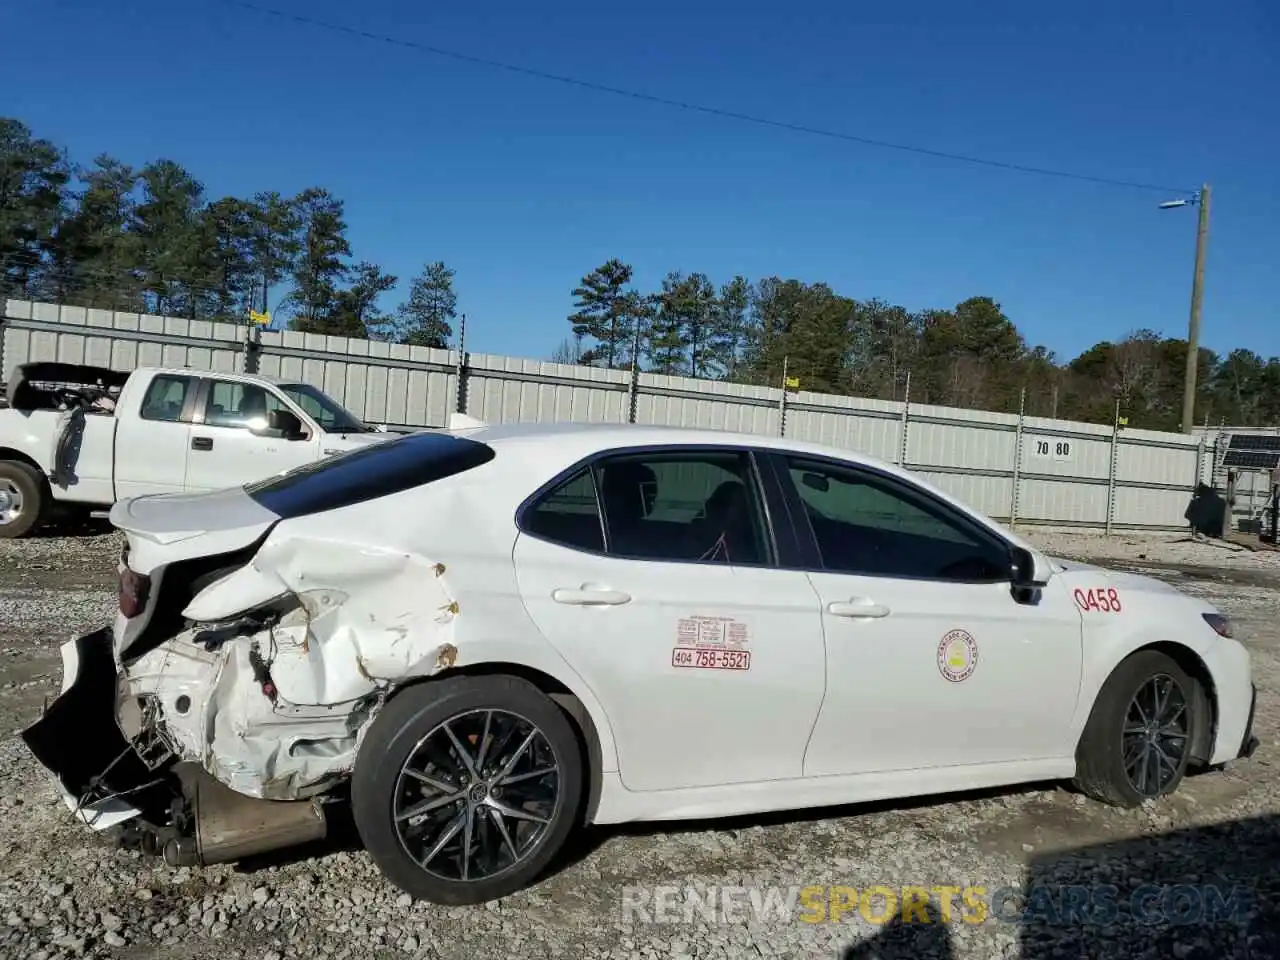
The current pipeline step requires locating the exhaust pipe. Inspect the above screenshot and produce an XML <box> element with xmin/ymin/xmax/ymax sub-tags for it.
<box><xmin>163</xmin><ymin>765</ymin><xmax>327</xmax><ymax>867</ymax></box>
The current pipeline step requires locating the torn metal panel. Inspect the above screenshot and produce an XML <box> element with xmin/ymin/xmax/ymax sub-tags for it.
<box><xmin>123</xmin><ymin>536</ymin><xmax>462</xmax><ymax>801</ymax></box>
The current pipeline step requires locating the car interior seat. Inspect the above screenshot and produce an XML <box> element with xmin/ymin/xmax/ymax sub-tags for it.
<box><xmin>598</xmin><ymin>461</ymin><xmax>658</xmax><ymax>555</ymax></box>
<box><xmin>236</xmin><ymin>390</ymin><xmax>267</xmax><ymax>424</ymax></box>
<box><xmin>689</xmin><ymin>479</ymin><xmax>761</xmax><ymax>563</ymax></box>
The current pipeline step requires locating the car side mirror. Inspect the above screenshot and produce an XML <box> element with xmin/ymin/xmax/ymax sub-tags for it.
<box><xmin>251</xmin><ymin>408</ymin><xmax>306</xmax><ymax>441</ymax></box>
<box><xmin>1010</xmin><ymin>546</ymin><xmax>1051</xmax><ymax>587</ymax></box>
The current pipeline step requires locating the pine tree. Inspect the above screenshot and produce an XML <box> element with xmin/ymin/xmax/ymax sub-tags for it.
<box><xmin>327</xmin><ymin>262</ymin><xmax>398</xmax><ymax>339</ymax></box>
<box><xmin>385</xmin><ymin>261</ymin><xmax>457</xmax><ymax>348</ymax></box>
<box><xmin>568</xmin><ymin>259</ymin><xmax>636</xmax><ymax>369</ymax></box>
<box><xmin>705</xmin><ymin>275</ymin><xmax>750</xmax><ymax>379</ymax></box>
<box><xmin>246</xmin><ymin>190</ymin><xmax>301</xmax><ymax>316</ymax></box>
<box><xmin>132</xmin><ymin>160</ymin><xmax>205</xmax><ymax>316</ymax></box>
<box><xmin>289</xmin><ymin>187</ymin><xmax>351</xmax><ymax>332</ymax></box>
<box><xmin>0</xmin><ymin>118</ymin><xmax>69</xmax><ymax>299</ymax></box>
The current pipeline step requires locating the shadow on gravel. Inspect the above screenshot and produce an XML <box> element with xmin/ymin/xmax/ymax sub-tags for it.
<box><xmin>554</xmin><ymin>779</ymin><xmax>1065</xmax><ymax>877</ymax></box>
<box><xmin>185</xmin><ymin>797</ymin><xmax>1278</xmax><ymax>960</ymax></box>
<box><xmin>1017</xmin><ymin>813</ymin><xmax>1279</xmax><ymax>958</ymax></box>
<box><xmin>841</xmin><ymin>901</ymin><xmax>955</xmax><ymax>959</ymax></box>
<box><xmin>829</xmin><ymin>815</ymin><xmax>1278</xmax><ymax>958</ymax></box>
<box><xmin>219</xmin><ymin>778</ymin><xmax>1068</xmax><ymax>888</ymax></box>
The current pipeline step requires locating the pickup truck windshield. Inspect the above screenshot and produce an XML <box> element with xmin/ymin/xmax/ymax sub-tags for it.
<box><xmin>278</xmin><ymin>383</ymin><xmax>371</xmax><ymax>433</ymax></box>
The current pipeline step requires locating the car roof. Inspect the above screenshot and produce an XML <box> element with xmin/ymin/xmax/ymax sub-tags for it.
<box><xmin>458</xmin><ymin>420</ymin><xmax>902</xmax><ymax>477</ymax></box>
<box><xmin>443</xmin><ymin>420</ymin><xmax>1034</xmax><ymax>554</ymax></box>
<box><xmin>141</xmin><ymin>366</ymin><xmax>290</xmax><ymax>387</ymax></box>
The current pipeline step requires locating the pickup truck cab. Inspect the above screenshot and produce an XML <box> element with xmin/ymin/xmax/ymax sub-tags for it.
<box><xmin>0</xmin><ymin>362</ymin><xmax>390</xmax><ymax>538</ymax></box>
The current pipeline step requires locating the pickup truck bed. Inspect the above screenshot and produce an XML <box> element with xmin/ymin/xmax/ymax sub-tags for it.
<box><xmin>1</xmin><ymin>362</ymin><xmax>390</xmax><ymax>538</ymax></box>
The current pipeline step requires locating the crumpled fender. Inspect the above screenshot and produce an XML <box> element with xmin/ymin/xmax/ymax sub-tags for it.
<box><xmin>124</xmin><ymin>536</ymin><xmax>464</xmax><ymax>799</ymax></box>
<box><xmin>128</xmin><ymin>530</ymin><xmax>620</xmax><ymax>801</ymax></box>
<box><xmin>51</xmin><ymin>405</ymin><xmax>86</xmax><ymax>487</ymax></box>
<box><xmin>185</xmin><ymin>536</ymin><xmax>462</xmax><ymax>699</ymax></box>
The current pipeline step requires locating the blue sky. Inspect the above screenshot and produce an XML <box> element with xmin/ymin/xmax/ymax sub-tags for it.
<box><xmin>2</xmin><ymin>0</ymin><xmax>1276</xmax><ymax>363</ymax></box>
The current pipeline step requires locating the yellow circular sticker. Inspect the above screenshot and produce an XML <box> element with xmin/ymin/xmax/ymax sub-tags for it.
<box><xmin>937</xmin><ymin>629</ymin><xmax>978</xmax><ymax>682</ymax></box>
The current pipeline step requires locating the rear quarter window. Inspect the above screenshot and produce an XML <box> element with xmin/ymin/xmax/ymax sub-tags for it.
<box><xmin>244</xmin><ymin>431</ymin><xmax>495</xmax><ymax>519</ymax></box>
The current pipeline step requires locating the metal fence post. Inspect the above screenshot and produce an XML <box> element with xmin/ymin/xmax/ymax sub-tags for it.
<box><xmin>1105</xmin><ymin>399</ymin><xmax>1121</xmax><ymax>537</ymax></box>
<box><xmin>453</xmin><ymin>313</ymin><xmax>469</xmax><ymax>416</ymax></box>
<box><xmin>1269</xmin><ymin>481</ymin><xmax>1279</xmax><ymax>546</ymax></box>
<box><xmin>242</xmin><ymin>323</ymin><xmax>261</xmax><ymax>374</ymax></box>
<box><xmin>896</xmin><ymin>372</ymin><xmax>911</xmax><ymax>467</ymax></box>
<box><xmin>1009</xmin><ymin>387</ymin><xmax>1026</xmax><ymax>527</ymax></box>
<box><xmin>626</xmin><ymin>365</ymin><xmax>639</xmax><ymax>424</ymax></box>
<box><xmin>626</xmin><ymin>321</ymin><xmax>641</xmax><ymax>424</ymax></box>
<box><xmin>778</xmin><ymin>357</ymin><xmax>789</xmax><ymax>437</ymax></box>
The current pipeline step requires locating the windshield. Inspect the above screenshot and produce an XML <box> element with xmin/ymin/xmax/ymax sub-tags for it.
<box><xmin>278</xmin><ymin>383</ymin><xmax>370</xmax><ymax>433</ymax></box>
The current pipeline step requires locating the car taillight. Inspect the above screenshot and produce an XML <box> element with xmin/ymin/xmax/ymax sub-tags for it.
<box><xmin>120</xmin><ymin>567</ymin><xmax>151</xmax><ymax>619</ymax></box>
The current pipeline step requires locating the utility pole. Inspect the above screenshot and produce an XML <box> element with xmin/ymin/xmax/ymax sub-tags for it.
<box><xmin>1180</xmin><ymin>183</ymin><xmax>1211</xmax><ymax>433</ymax></box>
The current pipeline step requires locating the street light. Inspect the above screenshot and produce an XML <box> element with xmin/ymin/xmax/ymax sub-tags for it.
<box><xmin>1159</xmin><ymin>184</ymin><xmax>1211</xmax><ymax>433</ymax></box>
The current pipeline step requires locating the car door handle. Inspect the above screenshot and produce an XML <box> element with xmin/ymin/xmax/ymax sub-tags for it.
<box><xmin>827</xmin><ymin>599</ymin><xmax>891</xmax><ymax>619</ymax></box>
<box><xmin>191</xmin><ymin>436</ymin><xmax>213</xmax><ymax>451</ymax></box>
<box><xmin>552</xmin><ymin>587</ymin><xmax>632</xmax><ymax>606</ymax></box>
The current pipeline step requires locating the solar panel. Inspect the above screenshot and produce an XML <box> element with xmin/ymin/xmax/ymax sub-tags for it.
<box><xmin>1227</xmin><ymin>433</ymin><xmax>1280</xmax><ymax>452</ymax></box>
<box><xmin>1222</xmin><ymin>449</ymin><xmax>1280</xmax><ymax>470</ymax></box>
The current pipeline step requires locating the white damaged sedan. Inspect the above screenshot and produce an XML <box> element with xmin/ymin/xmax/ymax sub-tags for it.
<box><xmin>21</xmin><ymin>422</ymin><xmax>1259</xmax><ymax>904</ymax></box>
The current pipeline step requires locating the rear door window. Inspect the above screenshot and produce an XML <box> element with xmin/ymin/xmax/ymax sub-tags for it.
<box><xmin>521</xmin><ymin>469</ymin><xmax>605</xmax><ymax>552</ymax></box>
<box><xmin>139</xmin><ymin>375</ymin><xmax>195</xmax><ymax>422</ymax></box>
<box><xmin>519</xmin><ymin>448</ymin><xmax>774</xmax><ymax>566</ymax></box>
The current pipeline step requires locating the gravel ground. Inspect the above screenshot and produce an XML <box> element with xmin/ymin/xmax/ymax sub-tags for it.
<box><xmin>1024</xmin><ymin>527</ymin><xmax>1280</xmax><ymax>576</ymax></box>
<box><xmin>1</xmin><ymin>527</ymin><xmax>1276</xmax><ymax>960</ymax></box>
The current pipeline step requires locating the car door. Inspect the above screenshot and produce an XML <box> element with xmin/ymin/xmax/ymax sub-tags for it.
<box><xmin>185</xmin><ymin>378</ymin><xmax>322</xmax><ymax>491</ymax></box>
<box><xmin>113</xmin><ymin>372</ymin><xmax>199</xmax><ymax>499</ymax></box>
<box><xmin>760</xmin><ymin>452</ymin><xmax>1084</xmax><ymax>778</ymax></box>
<box><xmin>511</xmin><ymin>445</ymin><xmax>827</xmax><ymax>793</ymax></box>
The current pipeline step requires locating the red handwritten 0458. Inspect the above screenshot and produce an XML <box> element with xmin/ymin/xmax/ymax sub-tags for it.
<box><xmin>1074</xmin><ymin>587</ymin><xmax>1122</xmax><ymax>613</ymax></box>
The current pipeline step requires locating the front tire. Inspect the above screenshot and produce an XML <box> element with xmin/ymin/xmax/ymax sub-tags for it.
<box><xmin>1073</xmin><ymin>650</ymin><xmax>1198</xmax><ymax>807</ymax></box>
<box><xmin>351</xmin><ymin>675</ymin><xmax>583</xmax><ymax>905</ymax></box>
<box><xmin>0</xmin><ymin>460</ymin><xmax>45</xmax><ymax>539</ymax></box>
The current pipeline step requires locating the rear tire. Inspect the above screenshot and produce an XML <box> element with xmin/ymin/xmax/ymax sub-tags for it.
<box><xmin>0</xmin><ymin>460</ymin><xmax>45</xmax><ymax>539</ymax></box>
<box><xmin>1073</xmin><ymin>650</ymin><xmax>1197</xmax><ymax>807</ymax></box>
<box><xmin>351</xmin><ymin>675</ymin><xmax>583</xmax><ymax>905</ymax></box>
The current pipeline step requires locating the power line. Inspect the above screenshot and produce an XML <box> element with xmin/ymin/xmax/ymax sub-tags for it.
<box><xmin>220</xmin><ymin>0</ymin><xmax>1196</xmax><ymax>196</ymax></box>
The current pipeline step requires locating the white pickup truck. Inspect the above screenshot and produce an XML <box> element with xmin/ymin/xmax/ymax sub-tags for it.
<box><xmin>0</xmin><ymin>362</ymin><xmax>392</xmax><ymax>538</ymax></box>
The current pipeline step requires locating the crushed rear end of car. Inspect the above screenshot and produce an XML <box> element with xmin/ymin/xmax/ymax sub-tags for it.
<box><xmin>19</xmin><ymin>430</ymin><xmax>499</xmax><ymax>868</ymax></box>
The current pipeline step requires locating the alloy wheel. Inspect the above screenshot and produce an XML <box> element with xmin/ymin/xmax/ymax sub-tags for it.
<box><xmin>0</xmin><ymin>479</ymin><xmax>23</xmax><ymax>526</ymax></box>
<box><xmin>1121</xmin><ymin>673</ymin><xmax>1190</xmax><ymax>797</ymax></box>
<box><xmin>392</xmin><ymin>708</ymin><xmax>561</xmax><ymax>883</ymax></box>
